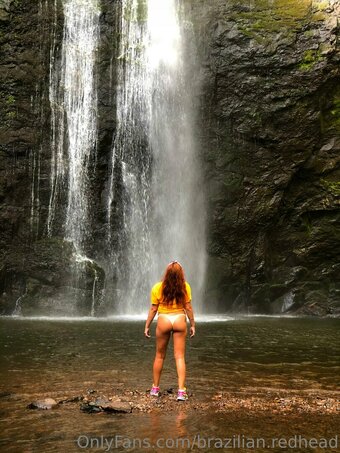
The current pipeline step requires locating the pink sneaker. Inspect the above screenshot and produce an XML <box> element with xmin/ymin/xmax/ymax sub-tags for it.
<box><xmin>150</xmin><ymin>385</ymin><xmax>160</xmax><ymax>397</ymax></box>
<box><xmin>177</xmin><ymin>388</ymin><xmax>188</xmax><ymax>401</ymax></box>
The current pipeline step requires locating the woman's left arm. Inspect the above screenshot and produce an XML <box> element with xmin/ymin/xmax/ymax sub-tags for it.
<box><xmin>144</xmin><ymin>305</ymin><xmax>158</xmax><ymax>338</ymax></box>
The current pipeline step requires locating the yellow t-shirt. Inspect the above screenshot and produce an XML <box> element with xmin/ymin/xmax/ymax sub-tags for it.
<box><xmin>151</xmin><ymin>281</ymin><xmax>192</xmax><ymax>314</ymax></box>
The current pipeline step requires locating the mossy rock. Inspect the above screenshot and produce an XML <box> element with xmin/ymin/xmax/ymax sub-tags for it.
<box><xmin>298</xmin><ymin>49</ymin><xmax>323</xmax><ymax>71</ymax></box>
<box><xmin>229</xmin><ymin>0</ymin><xmax>320</xmax><ymax>41</ymax></box>
<box><xmin>320</xmin><ymin>179</ymin><xmax>340</xmax><ymax>196</ymax></box>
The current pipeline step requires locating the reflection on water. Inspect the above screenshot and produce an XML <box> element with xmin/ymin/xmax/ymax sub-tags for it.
<box><xmin>0</xmin><ymin>316</ymin><xmax>339</xmax><ymax>452</ymax></box>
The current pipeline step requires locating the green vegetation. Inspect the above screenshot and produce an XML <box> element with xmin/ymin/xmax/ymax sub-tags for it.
<box><xmin>118</xmin><ymin>0</ymin><xmax>148</xmax><ymax>64</ymax></box>
<box><xmin>320</xmin><ymin>179</ymin><xmax>340</xmax><ymax>196</ymax></box>
<box><xmin>314</xmin><ymin>1</ymin><xmax>329</xmax><ymax>11</ymax></box>
<box><xmin>300</xmin><ymin>213</ymin><xmax>313</xmax><ymax>235</ymax></box>
<box><xmin>330</xmin><ymin>94</ymin><xmax>340</xmax><ymax>131</ymax></box>
<box><xmin>312</xmin><ymin>11</ymin><xmax>326</xmax><ymax>21</ymax></box>
<box><xmin>298</xmin><ymin>49</ymin><xmax>323</xmax><ymax>71</ymax></box>
<box><xmin>136</xmin><ymin>0</ymin><xmax>147</xmax><ymax>23</ymax></box>
<box><xmin>6</xmin><ymin>111</ymin><xmax>16</xmax><ymax>120</ymax></box>
<box><xmin>123</xmin><ymin>0</ymin><xmax>148</xmax><ymax>23</ymax></box>
<box><xmin>0</xmin><ymin>93</ymin><xmax>17</xmax><ymax>127</ymax></box>
<box><xmin>229</xmin><ymin>0</ymin><xmax>326</xmax><ymax>44</ymax></box>
<box><xmin>303</xmin><ymin>29</ymin><xmax>315</xmax><ymax>38</ymax></box>
<box><xmin>320</xmin><ymin>88</ymin><xmax>340</xmax><ymax>133</ymax></box>
<box><xmin>5</xmin><ymin>94</ymin><xmax>15</xmax><ymax>106</ymax></box>
<box><xmin>231</xmin><ymin>0</ymin><xmax>310</xmax><ymax>32</ymax></box>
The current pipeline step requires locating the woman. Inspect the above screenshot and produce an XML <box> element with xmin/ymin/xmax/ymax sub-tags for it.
<box><xmin>144</xmin><ymin>261</ymin><xmax>195</xmax><ymax>401</ymax></box>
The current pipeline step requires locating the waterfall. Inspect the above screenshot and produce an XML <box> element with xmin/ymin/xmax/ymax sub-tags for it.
<box><xmin>43</xmin><ymin>0</ymin><xmax>102</xmax><ymax>316</ymax></box>
<box><xmin>47</xmin><ymin>0</ymin><xmax>64</xmax><ymax>237</ymax></box>
<box><xmin>147</xmin><ymin>0</ymin><xmax>206</xmax><ymax>313</ymax></box>
<box><xmin>63</xmin><ymin>0</ymin><xmax>100</xmax><ymax>251</ymax></box>
<box><xmin>45</xmin><ymin>0</ymin><xmax>205</xmax><ymax>316</ymax></box>
<box><xmin>107</xmin><ymin>0</ymin><xmax>206</xmax><ymax>314</ymax></box>
<box><xmin>282</xmin><ymin>291</ymin><xmax>294</xmax><ymax>313</ymax></box>
<box><xmin>106</xmin><ymin>0</ymin><xmax>151</xmax><ymax>314</ymax></box>
<box><xmin>48</xmin><ymin>0</ymin><xmax>100</xmax><ymax>253</ymax></box>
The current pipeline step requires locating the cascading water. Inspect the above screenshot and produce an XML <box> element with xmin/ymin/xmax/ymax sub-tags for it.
<box><xmin>46</xmin><ymin>0</ymin><xmax>102</xmax><ymax>315</ymax></box>
<box><xmin>62</xmin><ymin>0</ymin><xmax>100</xmax><ymax>251</ymax></box>
<box><xmin>106</xmin><ymin>0</ymin><xmax>152</xmax><ymax>314</ymax></box>
<box><xmin>45</xmin><ymin>0</ymin><xmax>205</xmax><ymax>316</ymax></box>
<box><xmin>147</xmin><ymin>0</ymin><xmax>206</xmax><ymax>313</ymax></box>
<box><xmin>48</xmin><ymin>0</ymin><xmax>100</xmax><ymax>253</ymax></box>
<box><xmin>107</xmin><ymin>0</ymin><xmax>206</xmax><ymax>314</ymax></box>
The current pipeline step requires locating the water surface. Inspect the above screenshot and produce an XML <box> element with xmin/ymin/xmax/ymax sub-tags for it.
<box><xmin>0</xmin><ymin>316</ymin><xmax>339</xmax><ymax>452</ymax></box>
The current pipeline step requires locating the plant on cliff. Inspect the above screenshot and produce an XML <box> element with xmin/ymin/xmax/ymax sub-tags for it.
<box><xmin>298</xmin><ymin>49</ymin><xmax>323</xmax><ymax>71</ymax></box>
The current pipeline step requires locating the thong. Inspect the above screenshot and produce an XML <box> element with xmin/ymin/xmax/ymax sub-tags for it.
<box><xmin>158</xmin><ymin>313</ymin><xmax>186</xmax><ymax>326</ymax></box>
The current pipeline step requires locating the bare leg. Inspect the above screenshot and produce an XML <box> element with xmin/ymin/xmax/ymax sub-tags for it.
<box><xmin>173</xmin><ymin>315</ymin><xmax>187</xmax><ymax>389</ymax></box>
<box><xmin>153</xmin><ymin>316</ymin><xmax>172</xmax><ymax>387</ymax></box>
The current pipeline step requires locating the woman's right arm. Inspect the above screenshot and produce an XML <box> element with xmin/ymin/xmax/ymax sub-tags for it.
<box><xmin>144</xmin><ymin>304</ymin><xmax>158</xmax><ymax>338</ymax></box>
<box><xmin>184</xmin><ymin>301</ymin><xmax>195</xmax><ymax>337</ymax></box>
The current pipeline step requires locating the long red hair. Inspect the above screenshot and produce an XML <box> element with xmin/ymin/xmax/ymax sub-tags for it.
<box><xmin>161</xmin><ymin>261</ymin><xmax>187</xmax><ymax>305</ymax></box>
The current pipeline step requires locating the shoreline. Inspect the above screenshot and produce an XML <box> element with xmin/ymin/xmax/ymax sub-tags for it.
<box><xmin>10</xmin><ymin>385</ymin><xmax>338</xmax><ymax>415</ymax></box>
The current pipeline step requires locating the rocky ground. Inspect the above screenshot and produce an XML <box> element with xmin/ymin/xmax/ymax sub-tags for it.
<box><xmin>1</xmin><ymin>386</ymin><xmax>338</xmax><ymax>452</ymax></box>
<box><xmin>24</xmin><ymin>386</ymin><xmax>340</xmax><ymax>415</ymax></box>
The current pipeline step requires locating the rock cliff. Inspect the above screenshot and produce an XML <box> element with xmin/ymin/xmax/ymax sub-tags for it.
<box><xmin>186</xmin><ymin>0</ymin><xmax>340</xmax><ymax>315</ymax></box>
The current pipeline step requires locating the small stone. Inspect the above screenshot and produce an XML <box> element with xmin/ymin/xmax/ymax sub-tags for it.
<box><xmin>80</xmin><ymin>403</ymin><xmax>101</xmax><ymax>413</ymax></box>
<box><xmin>27</xmin><ymin>398</ymin><xmax>58</xmax><ymax>410</ymax></box>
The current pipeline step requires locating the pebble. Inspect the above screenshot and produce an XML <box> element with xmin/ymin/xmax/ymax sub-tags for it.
<box><xmin>27</xmin><ymin>398</ymin><xmax>58</xmax><ymax>410</ymax></box>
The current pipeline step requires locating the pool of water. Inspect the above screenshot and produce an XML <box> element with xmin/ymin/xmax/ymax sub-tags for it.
<box><xmin>0</xmin><ymin>315</ymin><xmax>339</xmax><ymax>452</ymax></box>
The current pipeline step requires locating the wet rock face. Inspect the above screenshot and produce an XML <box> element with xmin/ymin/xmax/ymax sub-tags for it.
<box><xmin>186</xmin><ymin>0</ymin><xmax>340</xmax><ymax>314</ymax></box>
<box><xmin>0</xmin><ymin>238</ymin><xmax>105</xmax><ymax>316</ymax></box>
<box><xmin>0</xmin><ymin>0</ymin><xmax>112</xmax><ymax>315</ymax></box>
<box><xmin>0</xmin><ymin>0</ymin><xmax>339</xmax><ymax>316</ymax></box>
<box><xmin>0</xmin><ymin>0</ymin><xmax>52</xmax><ymax>314</ymax></box>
